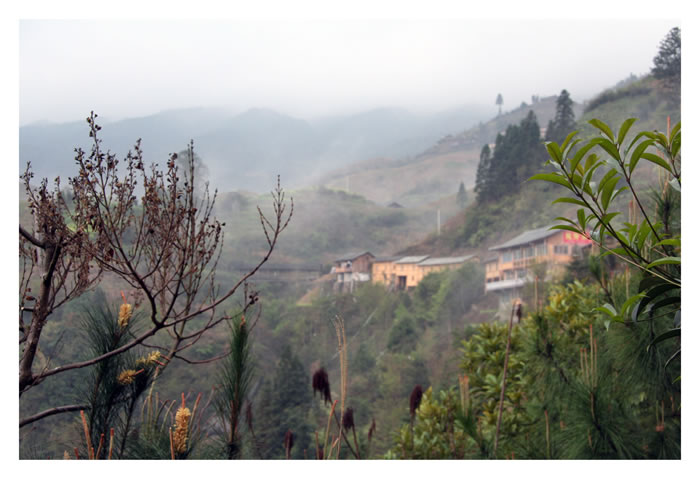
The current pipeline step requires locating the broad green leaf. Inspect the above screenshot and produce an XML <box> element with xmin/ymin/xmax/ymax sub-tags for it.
<box><xmin>528</xmin><ymin>173</ymin><xmax>573</xmax><ymax>190</ymax></box>
<box><xmin>570</xmin><ymin>141</ymin><xmax>598</xmax><ymax>173</ymax></box>
<box><xmin>670</xmin><ymin>121</ymin><xmax>681</xmax><ymax>142</ymax></box>
<box><xmin>650</xmin><ymin>296</ymin><xmax>681</xmax><ymax>315</ymax></box>
<box><xmin>638</xmin><ymin>274</ymin><xmax>670</xmax><ymax>293</ymax></box>
<box><xmin>601</xmin><ymin>177</ymin><xmax>620</xmax><ymax>211</ymax></box>
<box><xmin>545</xmin><ymin>142</ymin><xmax>563</xmax><ymax>164</ymax></box>
<box><xmin>582</xmin><ymin>160</ymin><xmax>604</xmax><ymax>194</ymax></box>
<box><xmin>646</xmin><ymin>257</ymin><xmax>681</xmax><ymax>269</ymax></box>
<box><xmin>571</xmin><ymin>173</ymin><xmax>583</xmax><ymax>189</ymax></box>
<box><xmin>562</xmin><ymin>138</ymin><xmax>582</xmax><ymax>160</ymax></box>
<box><xmin>552</xmin><ymin>197</ymin><xmax>588</xmax><ymax>207</ymax></box>
<box><xmin>641</xmin><ymin>152</ymin><xmax>673</xmax><ymax>173</ymax></box>
<box><xmin>610</xmin><ymin>186</ymin><xmax>629</xmax><ymax>203</ymax></box>
<box><xmin>665</xmin><ymin>349</ymin><xmax>680</xmax><ymax>369</ymax></box>
<box><xmin>637</xmin><ymin>283</ymin><xmax>680</xmax><ymax>317</ymax></box>
<box><xmin>600</xmin><ymin>246</ymin><xmax>628</xmax><ymax>258</ymax></box>
<box><xmin>589</xmin><ymin>118</ymin><xmax>615</xmax><ymax>141</ymax></box>
<box><xmin>554</xmin><ymin>216</ymin><xmax>578</xmax><ymax>226</ymax></box>
<box><xmin>635</xmin><ymin>220</ymin><xmax>652</xmax><ymax>252</ymax></box>
<box><xmin>550</xmin><ymin>224</ymin><xmax>583</xmax><ymax>235</ymax></box>
<box><xmin>653</xmin><ymin>131</ymin><xmax>669</xmax><ymax>149</ymax></box>
<box><xmin>577</xmin><ymin>209</ymin><xmax>586</xmax><ymax>229</ymax></box>
<box><xmin>600</xmin><ymin>212</ymin><xmax>621</xmax><ymax>225</ymax></box>
<box><xmin>595</xmin><ymin>303</ymin><xmax>618</xmax><ymax>318</ymax></box>
<box><xmin>648</xmin><ymin>328</ymin><xmax>680</xmax><ymax>350</ymax></box>
<box><xmin>597</xmin><ymin>169</ymin><xmax>618</xmax><ymax>194</ymax></box>
<box><xmin>584</xmin><ymin>153</ymin><xmax>599</xmax><ymax>171</ymax></box>
<box><xmin>628</xmin><ymin>139</ymin><xmax>656</xmax><ymax>173</ymax></box>
<box><xmin>593</xmin><ymin>137</ymin><xmax>622</xmax><ymax>162</ymax></box>
<box><xmin>654</xmin><ymin>238</ymin><xmax>680</xmax><ymax>248</ymax></box>
<box><xmin>617</xmin><ymin>118</ymin><xmax>637</xmax><ymax>146</ymax></box>
<box><xmin>621</xmin><ymin>292</ymin><xmax>646</xmax><ymax>316</ymax></box>
<box><xmin>625</xmin><ymin>130</ymin><xmax>656</xmax><ymax>155</ymax></box>
<box><xmin>671</xmin><ymin>131</ymin><xmax>681</xmax><ymax>158</ymax></box>
<box><xmin>561</xmin><ymin>131</ymin><xmax>579</xmax><ymax>152</ymax></box>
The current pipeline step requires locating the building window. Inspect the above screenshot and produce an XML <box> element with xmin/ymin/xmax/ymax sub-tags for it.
<box><xmin>554</xmin><ymin>245</ymin><xmax>569</xmax><ymax>255</ymax></box>
<box><xmin>537</xmin><ymin>243</ymin><xmax>547</xmax><ymax>256</ymax></box>
<box><xmin>502</xmin><ymin>251</ymin><xmax>513</xmax><ymax>262</ymax></box>
<box><xmin>517</xmin><ymin>269</ymin><xmax>527</xmax><ymax>278</ymax></box>
<box><xmin>513</xmin><ymin>249</ymin><xmax>522</xmax><ymax>260</ymax></box>
<box><xmin>524</xmin><ymin>246</ymin><xmax>534</xmax><ymax>258</ymax></box>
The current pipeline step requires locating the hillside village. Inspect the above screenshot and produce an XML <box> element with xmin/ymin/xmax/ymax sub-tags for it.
<box><xmin>330</xmin><ymin>225</ymin><xmax>591</xmax><ymax>310</ymax></box>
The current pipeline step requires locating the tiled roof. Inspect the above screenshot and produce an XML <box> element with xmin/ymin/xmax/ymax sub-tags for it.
<box><xmin>418</xmin><ymin>255</ymin><xmax>475</xmax><ymax>266</ymax></box>
<box><xmin>335</xmin><ymin>252</ymin><xmax>375</xmax><ymax>262</ymax></box>
<box><xmin>373</xmin><ymin>256</ymin><xmax>402</xmax><ymax>263</ymax></box>
<box><xmin>395</xmin><ymin>255</ymin><xmax>430</xmax><ymax>264</ymax></box>
<box><xmin>489</xmin><ymin>225</ymin><xmax>559</xmax><ymax>251</ymax></box>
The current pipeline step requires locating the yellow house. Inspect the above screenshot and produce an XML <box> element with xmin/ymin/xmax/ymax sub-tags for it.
<box><xmin>391</xmin><ymin>256</ymin><xmax>430</xmax><ymax>290</ymax></box>
<box><xmin>372</xmin><ymin>255</ymin><xmax>477</xmax><ymax>290</ymax></box>
<box><xmin>485</xmin><ymin>225</ymin><xmax>591</xmax><ymax>302</ymax></box>
<box><xmin>371</xmin><ymin>256</ymin><xmax>402</xmax><ymax>288</ymax></box>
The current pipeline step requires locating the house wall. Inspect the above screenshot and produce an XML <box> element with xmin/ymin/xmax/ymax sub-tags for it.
<box><xmin>372</xmin><ymin>261</ymin><xmax>396</xmax><ymax>286</ymax></box>
<box><xmin>394</xmin><ymin>262</ymin><xmax>423</xmax><ymax>289</ymax></box>
<box><xmin>334</xmin><ymin>253</ymin><xmax>374</xmax><ymax>275</ymax></box>
<box><xmin>490</xmin><ymin>230</ymin><xmax>589</xmax><ymax>283</ymax></box>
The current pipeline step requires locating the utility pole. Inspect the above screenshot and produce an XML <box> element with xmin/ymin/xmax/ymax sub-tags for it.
<box><xmin>437</xmin><ymin>209</ymin><xmax>441</xmax><ymax>236</ymax></box>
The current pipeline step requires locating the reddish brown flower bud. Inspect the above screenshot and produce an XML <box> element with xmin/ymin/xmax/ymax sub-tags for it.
<box><xmin>312</xmin><ymin>367</ymin><xmax>332</xmax><ymax>405</ymax></box>
<box><xmin>342</xmin><ymin>407</ymin><xmax>355</xmax><ymax>431</ymax></box>
<box><xmin>409</xmin><ymin>385</ymin><xmax>423</xmax><ymax>418</ymax></box>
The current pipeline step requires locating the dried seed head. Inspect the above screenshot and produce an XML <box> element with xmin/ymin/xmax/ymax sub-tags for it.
<box><xmin>118</xmin><ymin>303</ymin><xmax>133</xmax><ymax>328</ymax></box>
<box><xmin>342</xmin><ymin>407</ymin><xmax>355</xmax><ymax>431</ymax></box>
<box><xmin>63</xmin><ymin>450</ymin><xmax>71</xmax><ymax>460</ymax></box>
<box><xmin>173</xmin><ymin>406</ymin><xmax>192</xmax><ymax>454</ymax></box>
<box><xmin>312</xmin><ymin>367</ymin><xmax>332</xmax><ymax>405</ymax></box>
<box><xmin>409</xmin><ymin>385</ymin><xmax>423</xmax><ymax>418</ymax></box>
<box><xmin>117</xmin><ymin>369</ymin><xmax>142</xmax><ymax>385</ymax></box>
<box><xmin>136</xmin><ymin>350</ymin><xmax>161</xmax><ymax>367</ymax></box>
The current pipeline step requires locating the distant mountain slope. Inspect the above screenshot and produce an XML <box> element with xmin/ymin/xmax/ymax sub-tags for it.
<box><xmin>19</xmin><ymin>105</ymin><xmax>491</xmax><ymax>193</ymax></box>
<box><xmin>319</xmin><ymin>95</ymin><xmax>583</xmax><ymax>207</ymax></box>
<box><xmin>400</xmin><ymin>73</ymin><xmax>681</xmax><ymax>259</ymax></box>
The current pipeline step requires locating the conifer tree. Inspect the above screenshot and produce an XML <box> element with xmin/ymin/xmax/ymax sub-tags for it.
<box><xmin>545</xmin><ymin>89</ymin><xmax>576</xmax><ymax>144</ymax></box>
<box><xmin>475</xmin><ymin>144</ymin><xmax>491</xmax><ymax>204</ymax></box>
<box><xmin>457</xmin><ymin>181</ymin><xmax>468</xmax><ymax>209</ymax></box>
<box><xmin>652</xmin><ymin>27</ymin><xmax>680</xmax><ymax>93</ymax></box>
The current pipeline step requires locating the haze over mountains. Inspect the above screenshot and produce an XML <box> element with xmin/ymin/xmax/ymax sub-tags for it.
<box><xmin>20</xmin><ymin>103</ymin><xmax>493</xmax><ymax>193</ymax></box>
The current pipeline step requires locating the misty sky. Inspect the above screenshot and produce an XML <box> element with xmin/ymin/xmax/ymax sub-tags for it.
<box><xmin>20</xmin><ymin>18</ymin><xmax>679</xmax><ymax>125</ymax></box>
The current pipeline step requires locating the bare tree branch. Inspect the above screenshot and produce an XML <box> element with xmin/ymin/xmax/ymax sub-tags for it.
<box><xmin>20</xmin><ymin>404</ymin><xmax>90</xmax><ymax>428</ymax></box>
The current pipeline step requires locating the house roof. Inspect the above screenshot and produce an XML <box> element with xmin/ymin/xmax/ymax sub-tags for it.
<box><xmin>489</xmin><ymin>225</ymin><xmax>559</xmax><ymax>251</ymax></box>
<box><xmin>395</xmin><ymin>255</ymin><xmax>430</xmax><ymax>264</ymax></box>
<box><xmin>482</xmin><ymin>255</ymin><xmax>499</xmax><ymax>263</ymax></box>
<box><xmin>373</xmin><ymin>256</ymin><xmax>402</xmax><ymax>263</ymax></box>
<box><xmin>418</xmin><ymin>255</ymin><xmax>475</xmax><ymax>266</ymax></box>
<box><xmin>335</xmin><ymin>252</ymin><xmax>375</xmax><ymax>262</ymax></box>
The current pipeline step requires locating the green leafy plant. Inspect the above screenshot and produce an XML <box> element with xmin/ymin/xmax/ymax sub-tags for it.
<box><xmin>530</xmin><ymin>118</ymin><xmax>680</xmax><ymax>368</ymax></box>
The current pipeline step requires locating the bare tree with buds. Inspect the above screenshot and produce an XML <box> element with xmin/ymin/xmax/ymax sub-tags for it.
<box><xmin>19</xmin><ymin>112</ymin><xmax>292</xmax><ymax>427</ymax></box>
